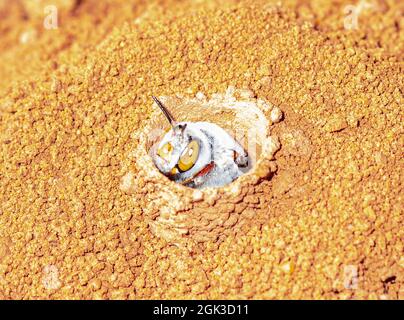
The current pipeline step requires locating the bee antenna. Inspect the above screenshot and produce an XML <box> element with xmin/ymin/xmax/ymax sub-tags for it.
<box><xmin>152</xmin><ymin>96</ymin><xmax>176</xmax><ymax>128</ymax></box>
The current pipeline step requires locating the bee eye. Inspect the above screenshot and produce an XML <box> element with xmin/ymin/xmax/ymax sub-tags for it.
<box><xmin>157</xmin><ymin>142</ymin><xmax>173</xmax><ymax>159</ymax></box>
<box><xmin>178</xmin><ymin>140</ymin><xmax>199</xmax><ymax>172</ymax></box>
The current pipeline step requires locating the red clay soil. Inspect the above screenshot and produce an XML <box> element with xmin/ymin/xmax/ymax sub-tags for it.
<box><xmin>0</xmin><ymin>0</ymin><xmax>402</xmax><ymax>299</ymax></box>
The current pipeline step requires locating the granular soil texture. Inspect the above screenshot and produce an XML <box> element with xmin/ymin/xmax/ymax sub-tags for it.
<box><xmin>0</xmin><ymin>0</ymin><xmax>402</xmax><ymax>299</ymax></box>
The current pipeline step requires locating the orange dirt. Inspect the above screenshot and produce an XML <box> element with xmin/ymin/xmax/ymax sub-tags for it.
<box><xmin>0</xmin><ymin>0</ymin><xmax>402</xmax><ymax>299</ymax></box>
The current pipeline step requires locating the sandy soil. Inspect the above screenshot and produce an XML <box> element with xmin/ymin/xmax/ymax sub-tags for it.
<box><xmin>0</xmin><ymin>0</ymin><xmax>402</xmax><ymax>299</ymax></box>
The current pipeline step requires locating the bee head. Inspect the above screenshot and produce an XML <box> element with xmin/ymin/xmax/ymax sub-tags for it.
<box><xmin>152</xmin><ymin>97</ymin><xmax>212</xmax><ymax>184</ymax></box>
<box><xmin>154</xmin><ymin>122</ymin><xmax>198</xmax><ymax>173</ymax></box>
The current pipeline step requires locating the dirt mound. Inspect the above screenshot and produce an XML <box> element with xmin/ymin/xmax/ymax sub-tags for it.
<box><xmin>0</xmin><ymin>0</ymin><xmax>402</xmax><ymax>299</ymax></box>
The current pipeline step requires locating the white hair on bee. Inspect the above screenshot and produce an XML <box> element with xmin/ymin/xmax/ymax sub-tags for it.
<box><xmin>151</xmin><ymin>96</ymin><xmax>249</xmax><ymax>189</ymax></box>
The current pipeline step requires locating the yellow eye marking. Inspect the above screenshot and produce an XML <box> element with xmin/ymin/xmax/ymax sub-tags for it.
<box><xmin>171</xmin><ymin>167</ymin><xmax>179</xmax><ymax>175</ymax></box>
<box><xmin>178</xmin><ymin>140</ymin><xmax>199</xmax><ymax>172</ymax></box>
<box><xmin>157</xmin><ymin>142</ymin><xmax>173</xmax><ymax>160</ymax></box>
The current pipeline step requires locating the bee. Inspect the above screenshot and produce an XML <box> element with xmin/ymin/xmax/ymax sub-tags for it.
<box><xmin>151</xmin><ymin>96</ymin><xmax>249</xmax><ymax>189</ymax></box>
